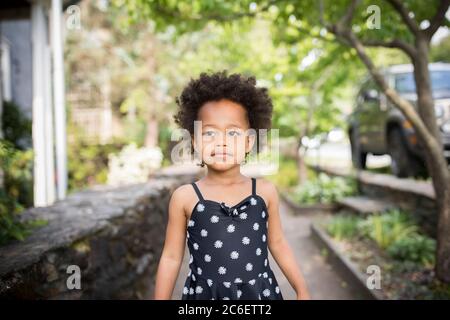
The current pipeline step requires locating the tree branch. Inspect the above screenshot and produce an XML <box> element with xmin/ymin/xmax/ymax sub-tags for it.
<box><xmin>424</xmin><ymin>0</ymin><xmax>450</xmax><ymax>40</ymax></box>
<box><xmin>386</xmin><ymin>0</ymin><xmax>420</xmax><ymax>35</ymax></box>
<box><xmin>361</xmin><ymin>38</ymin><xmax>417</xmax><ymax>59</ymax></box>
<box><xmin>338</xmin><ymin>0</ymin><xmax>361</xmax><ymax>28</ymax></box>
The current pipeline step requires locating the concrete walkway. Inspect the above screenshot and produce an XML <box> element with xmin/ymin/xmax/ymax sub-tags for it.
<box><xmin>172</xmin><ymin>196</ymin><xmax>359</xmax><ymax>300</ymax></box>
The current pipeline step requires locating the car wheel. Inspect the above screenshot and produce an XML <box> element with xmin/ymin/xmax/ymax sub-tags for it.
<box><xmin>387</xmin><ymin>127</ymin><xmax>425</xmax><ymax>178</ymax></box>
<box><xmin>350</xmin><ymin>129</ymin><xmax>367</xmax><ymax>169</ymax></box>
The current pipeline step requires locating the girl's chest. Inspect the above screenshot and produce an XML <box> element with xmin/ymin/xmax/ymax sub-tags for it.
<box><xmin>185</xmin><ymin>198</ymin><xmax>269</xmax><ymax>232</ymax></box>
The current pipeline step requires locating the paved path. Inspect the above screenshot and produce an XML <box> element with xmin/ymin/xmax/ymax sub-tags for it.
<box><xmin>172</xmin><ymin>197</ymin><xmax>359</xmax><ymax>300</ymax></box>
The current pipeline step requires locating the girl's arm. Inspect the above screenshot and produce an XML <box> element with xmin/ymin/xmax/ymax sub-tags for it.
<box><xmin>263</xmin><ymin>180</ymin><xmax>311</xmax><ymax>300</ymax></box>
<box><xmin>153</xmin><ymin>186</ymin><xmax>188</xmax><ymax>299</ymax></box>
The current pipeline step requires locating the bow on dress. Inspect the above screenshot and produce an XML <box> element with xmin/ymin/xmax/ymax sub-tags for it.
<box><xmin>219</xmin><ymin>198</ymin><xmax>251</xmax><ymax>217</ymax></box>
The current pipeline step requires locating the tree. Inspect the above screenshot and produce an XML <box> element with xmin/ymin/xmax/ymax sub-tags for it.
<box><xmin>312</xmin><ymin>0</ymin><xmax>450</xmax><ymax>283</ymax></box>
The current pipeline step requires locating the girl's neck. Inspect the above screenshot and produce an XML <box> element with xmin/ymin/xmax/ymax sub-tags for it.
<box><xmin>203</xmin><ymin>166</ymin><xmax>247</xmax><ymax>185</ymax></box>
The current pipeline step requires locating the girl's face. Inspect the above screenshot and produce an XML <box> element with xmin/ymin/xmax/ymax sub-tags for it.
<box><xmin>192</xmin><ymin>99</ymin><xmax>255</xmax><ymax>170</ymax></box>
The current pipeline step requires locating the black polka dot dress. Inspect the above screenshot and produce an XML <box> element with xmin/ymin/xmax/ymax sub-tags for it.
<box><xmin>181</xmin><ymin>177</ymin><xmax>284</xmax><ymax>300</ymax></box>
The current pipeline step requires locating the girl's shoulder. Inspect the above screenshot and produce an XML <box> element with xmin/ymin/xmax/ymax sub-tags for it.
<box><xmin>254</xmin><ymin>177</ymin><xmax>278</xmax><ymax>208</ymax></box>
<box><xmin>170</xmin><ymin>183</ymin><xmax>198</xmax><ymax>219</ymax></box>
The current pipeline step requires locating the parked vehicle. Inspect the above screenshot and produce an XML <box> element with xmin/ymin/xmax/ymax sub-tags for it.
<box><xmin>348</xmin><ymin>63</ymin><xmax>450</xmax><ymax>177</ymax></box>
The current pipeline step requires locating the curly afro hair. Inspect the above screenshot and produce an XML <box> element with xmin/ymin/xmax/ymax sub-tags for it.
<box><xmin>174</xmin><ymin>70</ymin><xmax>273</xmax><ymax>137</ymax></box>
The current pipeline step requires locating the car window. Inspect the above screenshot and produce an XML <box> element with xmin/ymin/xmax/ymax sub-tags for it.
<box><xmin>395</xmin><ymin>70</ymin><xmax>450</xmax><ymax>93</ymax></box>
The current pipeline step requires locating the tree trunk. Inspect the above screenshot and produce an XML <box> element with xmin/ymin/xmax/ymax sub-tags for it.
<box><xmin>414</xmin><ymin>36</ymin><xmax>450</xmax><ymax>282</ymax></box>
<box><xmin>144</xmin><ymin>115</ymin><xmax>158</xmax><ymax>148</ymax></box>
<box><xmin>296</xmin><ymin>137</ymin><xmax>308</xmax><ymax>185</ymax></box>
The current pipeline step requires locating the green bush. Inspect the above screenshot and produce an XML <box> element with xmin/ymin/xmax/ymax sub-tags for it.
<box><xmin>326</xmin><ymin>214</ymin><xmax>362</xmax><ymax>241</ymax></box>
<box><xmin>0</xmin><ymin>99</ymin><xmax>40</xmax><ymax>245</ymax></box>
<box><xmin>0</xmin><ymin>140</ymin><xmax>46</xmax><ymax>245</ymax></box>
<box><xmin>326</xmin><ymin>209</ymin><xmax>436</xmax><ymax>268</ymax></box>
<box><xmin>292</xmin><ymin>173</ymin><xmax>356</xmax><ymax>204</ymax></box>
<box><xmin>68</xmin><ymin>137</ymin><xmax>126</xmax><ymax>192</ymax></box>
<box><xmin>387</xmin><ymin>234</ymin><xmax>436</xmax><ymax>266</ymax></box>
<box><xmin>358</xmin><ymin>209</ymin><xmax>418</xmax><ymax>249</ymax></box>
<box><xmin>1</xmin><ymin>100</ymin><xmax>31</xmax><ymax>149</ymax></box>
<box><xmin>266</xmin><ymin>156</ymin><xmax>299</xmax><ymax>189</ymax></box>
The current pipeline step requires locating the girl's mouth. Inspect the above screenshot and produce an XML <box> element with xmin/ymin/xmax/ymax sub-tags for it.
<box><xmin>212</xmin><ymin>151</ymin><xmax>232</xmax><ymax>157</ymax></box>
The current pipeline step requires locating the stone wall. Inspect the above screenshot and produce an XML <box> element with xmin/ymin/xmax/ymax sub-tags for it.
<box><xmin>0</xmin><ymin>169</ymin><xmax>200</xmax><ymax>299</ymax></box>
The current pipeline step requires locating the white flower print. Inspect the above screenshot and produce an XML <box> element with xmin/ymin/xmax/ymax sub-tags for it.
<box><xmin>188</xmin><ymin>269</ymin><xmax>192</xmax><ymax>276</ymax></box>
<box><xmin>263</xmin><ymin>272</ymin><xmax>268</xmax><ymax>278</ymax></box>
<box><xmin>214</xmin><ymin>240</ymin><xmax>223</xmax><ymax>248</ymax></box>
<box><xmin>188</xmin><ymin>220</ymin><xmax>195</xmax><ymax>227</ymax></box>
<box><xmin>258</xmin><ymin>294</ymin><xmax>261</xmax><ymax>300</ymax></box>
<box><xmin>207</xmin><ymin>279</ymin><xmax>213</xmax><ymax>287</ymax></box>
<box><xmin>189</xmin><ymin>287</ymin><xmax>194</xmax><ymax>295</ymax></box>
<box><xmin>249</xmin><ymin>279</ymin><xmax>256</xmax><ymax>285</ymax></box>
<box><xmin>195</xmin><ymin>285</ymin><xmax>203</xmax><ymax>294</ymax></box>
<box><xmin>262</xmin><ymin>289</ymin><xmax>271</xmax><ymax>297</ymax></box>
<box><xmin>253</xmin><ymin>222</ymin><xmax>259</xmax><ymax>231</ymax></box>
<box><xmin>210</xmin><ymin>215</ymin><xmax>219</xmax><ymax>223</ymax></box>
<box><xmin>204</xmin><ymin>254</ymin><xmax>211</xmax><ymax>262</ymax></box>
<box><xmin>242</xmin><ymin>236</ymin><xmax>250</xmax><ymax>245</ymax></box>
<box><xmin>258</xmin><ymin>273</ymin><xmax>262</xmax><ymax>277</ymax></box>
<box><xmin>183</xmin><ymin>287</ymin><xmax>189</xmax><ymax>295</ymax></box>
<box><xmin>227</xmin><ymin>224</ymin><xmax>235</xmax><ymax>233</ymax></box>
<box><xmin>245</xmin><ymin>263</ymin><xmax>253</xmax><ymax>271</ymax></box>
<box><xmin>261</xmin><ymin>210</ymin><xmax>266</xmax><ymax>218</ymax></box>
<box><xmin>193</xmin><ymin>243</ymin><xmax>199</xmax><ymax>250</ymax></box>
<box><xmin>187</xmin><ymin>233</ymin><xmax>190</xmax><ymax>239</ymax></box>
<box><xmin>275</xmin><ymin>286</ymin><xmax>280</xmax><ymax>294</ymax></box>
<box><xmin>262</xmin><ymin>234</ymin><xmax>266</xmax><ymax>242</ymax></box>
<box><xmin>264</xmin><ymin>258</ymin><xmax>268</xmax><ymax>267</ymax></box>
<box><xmin>223</xmin><ymin>297</ymin><xmax>230</xmax><ymax>300</ymax></box>
<box><xmin>250</xmin><ymin>197</ymin><xmax>257</xmax><ymax>205</ymax></box>
<box><xmin>256</xmin><ymin>248</ymin><xmax>262</xmax><ymax>256</ymax></box>
<box><xmin>200</xmin><ymin>229</ymin><xmax>208</xmax><ymax>237</ymax></box>
<box><xmin>234</xmin><ymin>278</ymin><xmax>243</xmax><ymax>283</ymax></box>
<box><xmin>197</xmin><ymin>203</ymin><xmax>205</xmax><ymax>212</ymax></box>
<box><xmin>192</xmin><ymin>274</ymin><xmax>196</xmax><ymax>281</ymax></box>
<box><xmin>218</xmin><ymin>266</ymin><xmax>227</xmax><ymax>275</ymax></box>
<box><xmin>223</xmin><ymin>282</ymin><xmax>231</xmax><ymax>288</ymax></box>
<box><xmin>239</xmin><ymin>212</ymin><xmax>247</xmax><ymax>220</ymax></box>
<box><xmin>197</xmin><ymin>267</ymin><xmax>202</xmax><ymax>275</ymax></box>
<box><xmin>240</xmin><ymin>205</ymin><xmax>247</xmax><ymax>210</ymax></box>
<box><xmin>237</xmin><ymin>290</ymin><xmax>242</xmax><ymax>298</ymax></box>
<box><xmin>269</xmin><ymin>278</ymin><xmax>272</xmax><ymax>284</ymax></box>
<box><xmin>230</xmin><ymin>251</ymin><xmax>239</xmax><ymax>260</ymax></box>
<box><xmin>189</xmin><ymin>255</ymin><xmax>193</xmax><ymax>264</ymax></box>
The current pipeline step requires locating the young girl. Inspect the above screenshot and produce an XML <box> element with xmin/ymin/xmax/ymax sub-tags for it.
<box><xmin>154</xmin><ymin>71</ymin><xmax>310</xmax><ymax>300</ymax></box>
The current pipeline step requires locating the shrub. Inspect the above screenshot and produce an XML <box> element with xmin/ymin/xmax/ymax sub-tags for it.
<box><xmin>358</xmin><ymin>209</ymin><xmax>418</xmax><ymax>249</ymax></box>
<box><xmin>326</xmin><ymin>214</ymin><xmax>362</xmax><ymax>241</ymax></box>
<box><xmin>0</xmin><ymin>140</ymin><xmax>46</xmax><ymax>245</ymax></box>
<box><xmin>107</xmin><ymin>143</ymin><xmax>163</xmax><ymax>186</ymax></box>
<box><xmin>387</xmin><ymin>234</ymin><xmax>436</xmax><ymax>266</ymax></box>
<box><xmin>266</xmin><ymin>156</ymin><xmax>299</xmax><ymax>189</ymax></box>
<box><xmin>68</xmin><ymin>138</ymin><xmax>126</xmax><ymax>192</ymax></box>
<box><xmin>293</xmin><ymin>173</ymin><xmax>356</xmax><ymax>204</ymax></box>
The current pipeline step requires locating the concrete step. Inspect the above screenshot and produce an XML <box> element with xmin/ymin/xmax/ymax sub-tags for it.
<box><xmin>337</xmin><ymin>196</ymin><xmax>395</xmax><ymax>214</ymax></box>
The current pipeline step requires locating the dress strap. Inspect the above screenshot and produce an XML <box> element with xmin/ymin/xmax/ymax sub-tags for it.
<box><xmin>191</xmin><ymin>182</ymin><xmax>205</xmax><ymax>202</ymax></box>
<box><xmin>251</xmin><ymin>177</ymin><xmax>256</xmax><ymax>196</ymax></box>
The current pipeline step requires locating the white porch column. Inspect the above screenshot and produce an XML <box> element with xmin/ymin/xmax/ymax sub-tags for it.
<box><xmin>32</xmin><ymin>0</ymin><xmax>56</xmax><ymax>206</ymax></box>
<box><xmin>51</xmin><ymin>0</ymin><xmax>67</xmax><ymax>200</ymax></box>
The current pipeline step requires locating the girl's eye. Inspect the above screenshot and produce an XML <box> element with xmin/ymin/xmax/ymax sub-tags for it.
<box><xmin>228</xmin><ymin>130</ymin><xmax>241</xmax><ymax>137</ymax></box>
<box><xmin>202</xmin><ymin>130</ymin><xmax>215</xmax><ymax>137</ymax></box>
